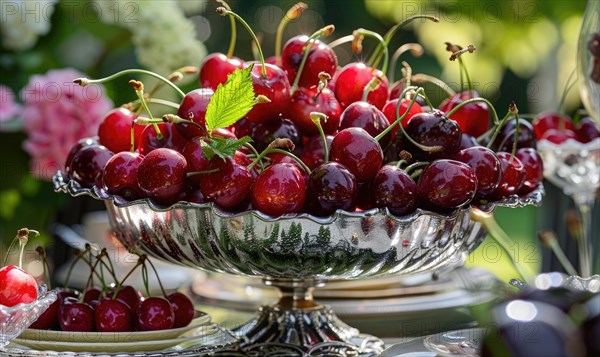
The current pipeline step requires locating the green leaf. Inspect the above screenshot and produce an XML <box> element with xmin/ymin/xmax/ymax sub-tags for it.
<box><xmin>202</xmin><ymin>136</ymin><xmax>253</xmax><ymax>161</ymax></box>
<box><xmin>205</xmin><ymin>66</ymin><xmax>256</xmax><ymax>133</ymax></box>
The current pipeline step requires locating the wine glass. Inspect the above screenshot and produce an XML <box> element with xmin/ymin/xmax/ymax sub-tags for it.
<box><xmin>578</xmin><ymin>0</ymin><xmax>600</xmax><ymax>124</ymax></box>
<box><xmin>53</xmin><ymin>171</ymin><xmax>543</xmax><ymax>356</ymax></box>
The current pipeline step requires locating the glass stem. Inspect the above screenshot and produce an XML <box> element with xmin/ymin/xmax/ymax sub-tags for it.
<box><xmin>572</xmin><ymin>193</ymin><xmax>595</xmax><ymax>277</ymax></box>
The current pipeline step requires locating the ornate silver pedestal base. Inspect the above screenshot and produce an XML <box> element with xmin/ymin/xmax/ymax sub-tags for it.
<box><xmin>214</xmin><ymin>279</ymin><xmax>384</xmax><ymax>356</ymax></box>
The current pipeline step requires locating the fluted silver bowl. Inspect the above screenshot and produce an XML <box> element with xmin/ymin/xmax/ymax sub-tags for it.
<box><xmin>53</xmin><ymin>171</ymin><xmax>543</xmax><ymax>281</ymax></box>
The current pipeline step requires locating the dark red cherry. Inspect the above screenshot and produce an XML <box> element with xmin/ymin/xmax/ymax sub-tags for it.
<box><xmin>459</xmin><ymin>133</ymin><xmax>481</xmax><ymax>150</ymax></box>
<box><xmin>59</xmin><ymin>301</ymin><xmax>95</xmax><ymax>332</ymax></box>
<box><xmin>82</xmin><ymin>288</ymin><xmax>102</xmax><ymax>304</ymax></box>
<box><xmin>114</xmin><ymin>285</ymin><xmax>142</xmax><ymax>312</ymax></box>
<box><xmin>439</xmin><ymin>90</ymin><xmax>490</xmax><ymax>137</ymax></box>
<box><xmin>167</xmin><ymin>292</ymin><xmax>195</xmax><ymax>328</ymax></box>
<box><xmin>288</xmin><ymin>86</ymin><xmax>341</xmax><ymax>136</ymax></box>
<box><xmin>230</xmin><ymin>117</ymin><xmax>258</xmax><ymax>138</ymax></box>
<box><xmin>95</xmin><ymin>297</ymin><xmax>133</xmax><ymax>332</ymax></box>
<box><xmin>103</xmin><ymin>151</ymin><xmax>144</xmax><ymax>200</ymax></box>
<box><xmin>339</xmin><ymin>101</ymin><xmax>391</xmax><ymax>146</ymax></box>
<box><xmin>575</xmin><ymin>117</ymin><xmax>600</xmax><ymax>143</ymax></box>
<box><xmin>175</xmin><ymin>88</ymin><xmax>213</xmax><ymax>139</ymax></box>
<box><xmin>334</xmin><ymin>62</ymin><xmax>389</xmax><ymax>109</ymax></box>
<box><xmin>405</xmin><ymin>110</ymin><xmax>462</xmax><ymax>160</ymax></box>
<box><xmin>98</xmin><ymin>108</ymin><xmax>141</xmax><ymax>153</ymax></box>
<box><xmin>515</xmin><ymin>148</ymin><xmax>543</xmax><ymax>194</ymax></box>
<box><xmin>382</xmin><ymin>98</ymin><xmax>423</xmax><ymax>136</ymax></box>
<box><xmin>388</xmin><ymin>82</ymin><xmax>429</xmax><ymax>108</ymax></box>
<box><xmin>300</xmin><ymin>135</ymin><xmax>333</xmax><ymax>171</ymax></box>
<box><xmin>281</xmin><ymin>35</ymin><xmax>338</xmax><ymax>88</ymax></box>
<box><xmin>417</xmin><ymin>160</ymin><xmax>478</xmax><ymax>210</ymax></box>
<box><xmin>137</xmin><ymin>148</ymin><xmax>188</xmax><ymax>206</ymax></box>
<box><xmin>65</xmin><ymin>136</ymin><xmax>98</xmax><ymax>177</ymax></box>
<box><xmin>138</xmin><ymin>123</ymin><xmax>188</xmax><ymax>155</ymax></box>
<box><xmin>136</xmin><ymin>297</ymin><xmax>174</xmax><ymax>331</ymax></box>
<box><xmin>199</xmin><ymin>53</ymin><xmax>244</xmax><ymax>90</ymax></box>
<box><xmin>70</xmin><ymin>144</ymin><xmax>114</xmax><ymax>188</ymax></box>
<box><xmin>330</xmin><ymin>127</ymin><xmax>383</xmax><ymax>183</ymax></box>
<box><xmin>181</xmin><ymin>137</ymin><xmax>213</xmax><ymax>185</ymax></box>
<box><xmin>487</xmin><ymin>152</ymin><xmax>526</xmax><ymax>200</ymax></box>
<box><xmin>532</xmin><ymin>112</ymin><xmax>575</xmax><ymax>140</ymax></box>
<box><xmin>539</xmin><ymin>128</ymin><xmax>577</xmax><ymax>144</ymax></box>
<box><xmin>455</xmin><ymin>146</ymin><xmax>502</xmax><ymax>197</ymax></box>
<box><xmin>252</xmin><ymin>117</ymin><xmax>302</xmax><ymax>153</ymax></box>
<box><xmin>246</xmin><ymin>63</ymin><xmax>291</xmax><ymax>123</ymax></box>
<box><xmin>488</xmin><ymin>119</ymin><xmax>536</xmax><ymax>151</ymax></box>
<box><xmin>373</xmin><ymin>165</ymin><xmax>418</xmax><ymax>216</ymax></box>
<box><xmin>251</xmin><ymin>163</ymin><xmax>306</xmax><ymax>216</ymax></box>
<box><xmin>29</xmin><ymin>298</ymin><xmax>59</xmax><ymax>329</ymax></box>
<box><xmin>307</xmin><ymin>162</ymin><xmax>357</xmax><ymax>216</ymax></box>
<box><xmin>199</xmin><ymin>157</ymin><xmax>254</xmax><ymax>210</ymax></box>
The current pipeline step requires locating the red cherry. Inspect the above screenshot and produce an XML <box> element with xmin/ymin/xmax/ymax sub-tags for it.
<box><xmin>29</xmin><ymin>298</ymin><xmax>59</xmax><ymax>329</ymax></box>
<box><xmin>103</xmin><ymin>151</ymin><xmax>144</xmax><ymax>200</ymax></box>
<box><xmin>167</xmin><ymin>292</ymin><xmax>195</xmax><ymax>328</ymax></box>
<box><xmin>281</xmin><ymin>35</ymin><xmax>338</xmax><ymax>88</ymax></box>
<box><xmin>288</xmin><ymin>86</ymin><xmax>341</xmax><ymax>136</ymax></box>
<box><xmin>98</xmin><ymin>108</ymin><xmax>141</xmax><ymax>153</ymax></box>
<box><xmin>417</xmin><ymin>160</ymin><xmax>478</xmax><ymax>210</ymax></box>
<box><xmin>488</xmin><ymin>119</ymin><xmax>537</xmax><ymax>151</ymax></box>
<box><xmin>175</xmin><ymin>88</ymin><xmax>213</xmax><ymax>139</ymax></box>
<box><xmin>199</xmin><ymin>157</ymin><xmax>254</xmax><ymax>210</ymax></box>
<box><xmin>245</xmin><ymin>63</ymin><xmax>291</xmax><ymax>123</ymax></box>
<box><xmin>382</xmin><ymin>98</ymin><xmax>423</xmax><ymax>134</ymax></box>
<box><xmin>0</xmin><ymin>265</ymin><xmax>38</xmax><ymax>307</ymax></box>
<box><xmin>137</xmin><ymin>148</ymin><xmax>188</xmax><ymax>206</ymax></box>
<box><xmin>575</xmin><ymin>117</ymin><xmax>600</xmax><ymax>143</ymax></box>
<box><xmin>540</xmin><ymin>129</ymin><xmax>577</xmax><ymax>144</ymax></box>
<box><xmin>532</xmin><ymin>112</ymin><xmax>575</xmax><ymax>140</ymax></box>
<box><xmin>138</xmin><ymin>123</ymin><xmax>188</xmax><ymax>155</ymax></box>
<box><xmin>65</xmin><ymin>137</ymin><xmax>98</xmax><ymax>177</ymax></box>
<box><xmin>95</xmin><ymin>297</ymin><xmax>133</xmax><ymax>332</ymax></box>
<box><xmin>69</xmin><ymin>144</ymin><xmax>114</xmax><ymax>188</ymax></box>
<box><xmin>114</xmin><ymin>285</ymin><xmax>142</xmax><ymax>312</ymax></box>
<box><xmin>199</xmin><ymin>53</ymin><xmax>244</xmax><ymax>90</ymax></box>
<box><xmin>306</xmin><ymin>162</ymin><xmax>357</xmax><ymax>216</ymax></box>
<box><xmin>330</xmin><ymin>127</ymin><xmax>383</xmax><ymax>183</ymax></box>
<box><xmin>300</xmin><ymin>135</ymin><xmax>333</xmax><ymax>171</ymax></box>
<box><xmin>516</xmin><ymin>148</ymin><xmax>543</xmax><ymax>195</ymax></box>
<box><xmin>251</xmin><ymin>117</ymin><xmax>302</xmax><ymax>153</ymax></box>
<box><xmin>373</xmin><ymin>165</ymin><xmax>418</xmax><ymax>216</ymax></box>
<box><xmin>455</xmin><ymin>146</ymin><xmax>502</xmax><ymax>197</ymax></box>
<box><xmin>181</xmin><ymin>137</ymin><xmax>213</xmax><ymax>185</ymax></box>
<box><xmin>334</xmin><ymin>62</ymin><xmax>389</xmax><ymax>109</ymax></box>
<box><xmin>59</xmin><ymin>301</ymin><xmax>95</xmax><ymax>332</ymax></box>
<box><xmin>405</xmin><ymin>110</ymin><xmax>462</xmax><ymax>160</ymax></box>
<box><xmin>136</xmin><ymin>297</ymin><xmax>174</xmax><ymax>331</ymax></box>
<box><xmin>251</xmin><ymin>163</ymin><xmax>307</xmax><ymax>216</ymax></box>
<box><xmin>82</xmin><ymin>288</ymin><xmax>102</xmax><ymax>304</ymax></box>
<box><xmin>339</xmin><ymin>101</ymin><xmax>391</xmax><ymax>146</ymax></box>
<box><xmin>487</xmin><ymin>152</ymin><xmax>526</xmax><ymax>200</ymax></box>
<box><xmin>439</xmin><ymin>90</ymin><xmax>490</xmax><ymax>137</ymax></box>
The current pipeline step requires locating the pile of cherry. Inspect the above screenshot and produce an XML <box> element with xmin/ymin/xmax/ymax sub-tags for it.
<box><xmin>0</xmin><ymin>230</ymin><xmax>195</xmax><ymax>333</ymax></box>
<box><xmin>63</xmin><ymin>4</ymin><xmax>600</xmax><ymax>218</ymax></box>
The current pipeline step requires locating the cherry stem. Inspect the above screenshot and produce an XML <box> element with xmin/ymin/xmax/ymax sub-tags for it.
<box><xmin>409</xmin><ymin>169</ymin><xmax>423</xmax><ymax>180</ymax></box>
<box><xmin>291</xmin><ymin>25</ymin><xmax>335</xmax><ymax>95</ymax></box>
<box><xmin>145</xmin><ymin>256</ymin><xmax>167</xmax><ymax>297</ymax></box>
<box><xmin>216</xmin><ymin>0</ymin><xmax>237</xmax><ymax>58</ymax></box>
<box><xmin>362</xmin><ymin>77</ymin><xmax>382</xmax><ymax>102</ymax></box>
<box><xmin>112</xmin><ymin>256</ymin><xmax>145</xmax><ymax>300</ymax></box>
<box><xmin>485</xmin><ymin>105</ymin><xmax>515</xmax><ymax>150</ymax></box>
<box><xmin>405</xmin><ymin>161</ymin><xmax>429</xmax><ymax>174</ymax></box>
<box><xmin>162</xmin><ymin>114</ymin><xmax>208</xmax><ymax>136</ymax></box>
<box><xmin>354</xmin><ymin>28</ymin><xmax>389</xmax><ymax>75</ymax></box>
<box><xmin>74</xmin><ymin>69</ymin><xmax>185</xmax><ymax>99</ymax></box>
<box><xmin>411</xmin><ymin>73</ymin><xmax>456</xmax><ymax>97</ymax></box>
<box><xmin>275</xmin><ymin>2</ymin><xmax>308</xmax><ymax>65</ymax></box>
<box><xmin>147</xmin><ymin>66</ymin><xmax>197</xmax><ymax>98</ymax></box>
<box><xmin>401</xmin><ymin>61</ymin><xmax>412</xmax><ymax>89</ymax></box>
<box><xmin>16</xmin><ymin>228</ymin><xmax>38</xmax><ymax>270</ymax></box>
<box><xmin>247</xmin><ymin>146</ymin><xmax>310</xmax><ymax>174</ymax></box>
<box><xmin>471</xmin><ymin>209</ymin><xmax>533</xmax><ymax>283</ymax></box>
<box><xmin>218</xmin><ymin>7</ymin><xmax>267</xmax><ymax>78</ymax></box>
<box><xmin>84</xmin><ymin>253</ymin><xmax>104</xmax><ymax>292</ymax></box>
<box><xmin>141</xmin><ymin>263</ymin><xmax>150</xmax><ymax>297</ymax></box>
<box><xmin>369</xmin><ymin>15</ymin><xmax>439</xmax><ymax>69</ymax></box>
<box><xmin>389</xmin><ymin>43</ymin><xmax>423</xmax><ymax>82</ymax></box>
<box><xmin>36</xmin><ymin>246</ymin><xmax>52</xmax><ymax>289</ymax></box>
<box><xmin>310</xmin><ymin>112</ymin><xmax>329</xmax><ymax>162</ymax></box>
<box><xmin>147</xmin><ymin>98</ymin><xmax>180</xmax><ymax>109</ymax></box>
<box><xmin>243</xmin><ymin>142</ymin><xmax>265</xmax><ymax>171</ymax></box>
<box><xmin>314</xmin><ymin>72</ymin><xmax>331</xmax><ymax>101</ymax></box>
<box><xmin>328</xmin><ymin>35</ymin><xmax>354</xmax><ymax>49</ymax></box>
<box><xmin>537</xmin><ymin>231</ymin><xmax>579</xmax><ymax>276</ymax></box>
<box><xmin>186</xmin><ymin>168</ymin><xmax>221</xmax><ymax>177</ymax></box>
<box><xmin>446</xmin><ymin>97</ymin><xmax>499</xmax><ymax>125</ymax></box>
<box><xmin>509</xmin><ymin>102</ymin><xmax>520</xmax><ymax>162</ymax></box>
<box><xmin>394</xmin><ymin>159</ymin><xmax>408</xmax><ymax>169</ymax></box>
<box><xmin>131</xmin><ymin>80</ymin><xmax>163</xmax><ymax>140</ymax></box>
<box><xmin>64</xmin><ymin>249</ymin><xmax>85</xmax><ymax>289</ymax></box>
<box><xmin>130</xmin><ymin>122</ymin><xmax>136</xmax><ymax>153</ymax></box>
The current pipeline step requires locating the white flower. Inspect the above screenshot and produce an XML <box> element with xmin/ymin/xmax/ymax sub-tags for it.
<box><xmin>0</xmin><ymin>0</ymin><xmax>58</xmax><ymax>51</ymax></box>
<box><xmin>93</xmin><ymin>0</ymin><xmax>206</xmax><ymax>78</ymax></box>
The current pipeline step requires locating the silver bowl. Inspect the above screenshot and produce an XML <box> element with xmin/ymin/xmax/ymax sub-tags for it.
<box><xmin>53</xmin><ymin>171</ymin><xmax>543</xmax><ymax>356</ymax></box>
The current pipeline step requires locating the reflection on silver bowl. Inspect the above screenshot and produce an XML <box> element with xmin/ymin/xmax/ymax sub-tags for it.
<box><xmin>53</xmin><ymin>171</ymin><xmax>543</xmax><ymax>356</ymax></box>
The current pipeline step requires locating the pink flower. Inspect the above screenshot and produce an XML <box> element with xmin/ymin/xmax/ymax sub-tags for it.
<box><xmin>0</xmin><ymin>85</ymin><xmax>21</xmax><ymax>123</ymax></box>
<box><xmin>20</xmin><ymin>68</ymin><xmax>113</xmax><ymax>180</ymax></box>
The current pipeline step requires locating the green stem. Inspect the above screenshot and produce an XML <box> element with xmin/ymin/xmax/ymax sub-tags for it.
<box><xmin>134</xmin><ymin>87</ymin><xmax>163</xmax><ymax>140</ymax></box>
<box><xmin>275</xmin><ymin>2</ymin><xmax>307</xmax><ymax>65</ymax></box>
<box><xmin>218</xmin><ymin>7</ymin><xmax>267</xmax><ymax>77</ymax></box>
<box><xmin>389</xmin><ymin>43</ymin><xmax>423</xmax><ymax>82</ymax></box>
<box><xmin>141</xmin><ymin>263</ymin><xmax>151</xmax><ymax>297</ymax></box>
<box><xmin>291</xmin><ymin>25</ymin><xmax>335</xmax><ymax>94</ymax></box>
<box><xmin>74</xmin><ymin>69</ymin><xmax>185</xmax><ymax>99</ymax></box>
<box><xmin>411</xmin><ymin>73</ymin><xmax>456</xmax><ymax>97</ymax></box>
<box><xmin>354</xmin><ymin>28</ymin><xmax>389</xmax><ymax>75</ymax></box>
<box><xmin>247</xmin><ymin>148</ymin><xmax>310</xmax><ymax>174</ymax></box>
<box><xmin>486</xmin><ymin>110</ymin><xmax>513</xmax><ymax>150</ymax></box>
<box><xmin>328</xmin><ymin>35</ymin><xmax>354</xmax><ymax>49</ymax></box>
<box><xmin>112</xmin><ymin>258</ymin><xmax>144</xmax><ymax>300</ymax></box>
<box><xmin>217</xmin><ymin>0</ymin><xmax>237</xmax><ymax>58</ymax></box>
<box><xmin>145</xmin><ymin>257</ymin><xmax>167</xmax><ymax>297</ymax></box>
<box><xmin>446</xmin><ymin>97</ymin><xmax>498</xmax><ymax>125</ymax></box>
<box><xmin>147</xmin><ymin>98</ymin><xmax>181</xmax><ymax>109</ymax></box>
<box><xmin>310</xmin><ymin>112</ymin><xmax>329</xmax><ymax>162</ymax></box>
<box><xmin>64</xmin><ymin>252</ymin><xmax>83</xmax><ymax>289</ymax></box>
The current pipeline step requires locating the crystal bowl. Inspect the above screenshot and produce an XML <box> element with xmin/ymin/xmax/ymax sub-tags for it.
<box><xmin>0</xmin><ymin>285</ymin><xmax>57</xmax><ymax>348</ymax></box>
<box><xmin>53</xmin><ymin>171</ymin><xmax>543</xmax><ymax>356</ymax></box>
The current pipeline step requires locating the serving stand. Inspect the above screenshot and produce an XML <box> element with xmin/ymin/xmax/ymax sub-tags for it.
<box><xmin>53</xmin><ymin>171</ymin><xmax>543</xmax><ymax>356</ymax></box>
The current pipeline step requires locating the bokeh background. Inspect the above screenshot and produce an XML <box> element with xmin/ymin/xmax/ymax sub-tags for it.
<box><xmin>0</xmin><ymin>0</ymin><xmax>593</xmax><ymax>282</ymax></box>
